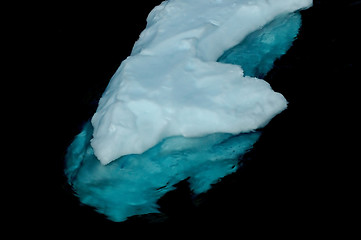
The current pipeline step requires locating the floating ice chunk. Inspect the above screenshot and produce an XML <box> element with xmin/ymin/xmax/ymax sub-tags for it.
<box><xmin>91</xmin><ymin>0</ymin><xmax>312</xmax><ymax>165</ymax></box>
<box><xmin>65</xmin><ymin>0</ymin><xmax>312</xmax><ymax>222</ymax></box>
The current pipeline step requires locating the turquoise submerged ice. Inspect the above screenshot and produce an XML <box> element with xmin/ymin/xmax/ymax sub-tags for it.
<box><xmin>65</xmin><ymin>0</ymin><xmax>312</xmax><ymax>222</ymax></box>
<box><xmin>66</xmin><ymin>122</ymin><xmax>261</xmax><ymax>221</ymax></box>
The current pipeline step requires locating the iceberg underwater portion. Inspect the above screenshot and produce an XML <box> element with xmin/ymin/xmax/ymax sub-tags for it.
<box><xmin>66</xmin><ymin>121</ymin><xmax>261</xmax><ymax>221</ymax></box>
<box><xmin>65</xmin><ymin>0</ymin><xmax>312</xmax><ymax>222</ymax></box>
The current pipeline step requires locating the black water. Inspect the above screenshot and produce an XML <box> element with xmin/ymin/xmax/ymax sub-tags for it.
<box><xmin>27</xmin><ymin>0</ymin><xmax>359</xmax><ymax>234</ymax></box>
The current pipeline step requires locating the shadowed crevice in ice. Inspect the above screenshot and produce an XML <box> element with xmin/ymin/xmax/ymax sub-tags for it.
<box><xmin>65</xmin><ymin>0</ymin><xmax>311</xmax><ymax>222</ymax></box>
<box><xmin>218</xmin><ymin>12</ymin><xmax>302</xmax><ymax>78</ymax></box>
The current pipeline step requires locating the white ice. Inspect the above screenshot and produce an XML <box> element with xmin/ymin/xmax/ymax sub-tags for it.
<box><xmin>66</xmin><ymin>0</ymin><xmax>312</xmax><ymax>222</ymax></box>
<box><xmin>90</xmin><ymin>0</ymin><xmax>312</xmax><ymax>165</ymax></box>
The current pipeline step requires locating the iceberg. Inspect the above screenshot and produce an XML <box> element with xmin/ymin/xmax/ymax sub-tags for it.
<box><xmin>65</xmin><ymin>0</ymin><xmax>312</xmax><ymax>222</ymax></box>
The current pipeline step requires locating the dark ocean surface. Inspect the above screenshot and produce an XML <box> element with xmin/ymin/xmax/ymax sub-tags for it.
<box><xmin>29</xmin><ymin>0</ymin><xmax>359</xmax><ymax>235</ymax></box>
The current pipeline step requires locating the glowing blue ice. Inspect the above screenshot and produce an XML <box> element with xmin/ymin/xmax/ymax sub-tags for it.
<box><xmin>218</xmin><ymin>13</ymin><xmax>302</xmax><ymax>78</ymax></box>
<box><xmin>66</xmin><ymin>121</ymin><xmax>260</xmax><ymax>221</ymax></box>
<box><xmin>65</xmin><ymin>0</ymin><xmax>311</xmax><ymax>222</ymax></box>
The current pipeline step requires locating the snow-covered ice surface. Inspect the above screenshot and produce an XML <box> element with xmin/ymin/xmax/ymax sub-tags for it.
<box><xmin>65</xmin><ymin>0</ymin><xmax>312</xmax><ymax>222</ymax></box>
<box><xmin>91</xmin><ymin>0</ymin><xmax>311</xmax><ymax>165</ymax></box>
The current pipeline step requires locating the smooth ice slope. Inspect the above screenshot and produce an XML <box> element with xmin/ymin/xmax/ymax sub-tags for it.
<box><xmin>65</xmin><ymin>0</ymin><xmax>312</xmax><ymax>222</ymax></box>
<box><xmin>91</xmin><ymin>0</ymin><xmax>312</xmax><ymax>165</ymax></box>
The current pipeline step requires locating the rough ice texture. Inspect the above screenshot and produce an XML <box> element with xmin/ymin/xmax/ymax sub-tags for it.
<box><xmin>65</xmin><ymin>0</ymin><xmax>312</xmax><ymax>222</ymax></box>
<box><xmin>90</xmin><ymin>0</ymin><xmax>312</xmax><ymax>165</ymax></box>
